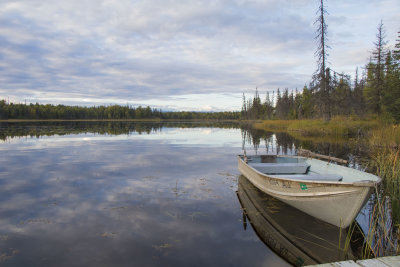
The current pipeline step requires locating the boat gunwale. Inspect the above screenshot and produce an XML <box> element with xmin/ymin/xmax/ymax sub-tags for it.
<box><xmin>238</xmin><ymin>155</ymin><xmax>381</xmax><ymax>187</ymax></box>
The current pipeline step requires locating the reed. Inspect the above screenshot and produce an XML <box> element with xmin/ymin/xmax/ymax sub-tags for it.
<box><xmin>341</xmin><ymin>189</ymin><xmax>398</xmax><ymax>259</ymax></box>
<box><xmin>369</xmin><ymin>124</ymin><xmax>400</xmax><ymax>148</ymax></box>
<box><xmin>347</xmin><ymin>148</ymin><xmax>400</xmax><ymax>259</ymax></box>
<box><xmin>363</xmin><ymin>192</ymin><xmax>397</xmax><ymax>258</ymax></box>
<box><xmin>254</xmin><ymin>117</ymin><xmax>380</xmax><ymax>139</ymax></box>
<box><xmin>372</xmin><ymin>148</ymin><xmax>400</xmax><ymax>227</ymax></box>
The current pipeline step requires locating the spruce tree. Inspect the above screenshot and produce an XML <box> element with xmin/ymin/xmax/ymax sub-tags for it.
<box><xmin>364</xmin><ymin>21</ymin><xmax>388</xmax><ymax>115</ymax></box>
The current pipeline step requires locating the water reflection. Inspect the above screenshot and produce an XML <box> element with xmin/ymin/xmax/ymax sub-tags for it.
<box><xmin>1</xmin><ymin>121</ymin><xmax>370</xmax><ymax>164</ymax></box>
<box><xmin>237</xmin><ymin>176</ymin><xmax>359</xmax><ymax>266</ymax></box>
<box><xmin>1</xmin><ymin>121</ymin><xmax>393</xmax><ymax>266</ymax></box>
<box><xmin>0</xmin><ymin>122</ymin><xmax>291</xmax><ymax>266</ymax></box>
<box><xmin>240</xmin><ymin>125</ymin><xmax>371</xmax><ymax>166</ymax></box>
<box><xmin>0</xmin><ymin>121</ymin><xmax>239</xmax><ymax>141</ymax></box>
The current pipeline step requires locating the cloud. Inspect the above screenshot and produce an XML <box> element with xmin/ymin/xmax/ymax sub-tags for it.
<box><xmin>0</xmin><ymin>0</ymin><xmax>399</xmax><ymax>110</ymax></box>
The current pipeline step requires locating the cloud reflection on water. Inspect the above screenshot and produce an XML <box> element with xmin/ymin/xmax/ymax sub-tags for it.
<box><xmin>0</xmin><ymin>126</ymin><xmax>289</xmax><ymax>266</ymax></box>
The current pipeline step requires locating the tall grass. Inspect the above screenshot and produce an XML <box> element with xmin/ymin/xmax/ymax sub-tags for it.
<box><xmin>342</xmin><ymin>187</ymin><xmax>398</xmax><ymax>259</ymax></box>
<box><xmin>352</xmin><ymin>147</ymin><xmax>400</xmax><ymax>258</ymax></box>
<box><xmin>373</xmin><ymin>148</ymin><xmax>400</xmax><ymax>236</ymax></box>
<box><xmin>370</xmin><ymin>125</ymin><xmax>400</xmax><ymax>148</ymax></box>
<box><xmin>362</xmin><ymin>192</ymin><xmax>397</xmax><ymax>257</ymax></box>
<box><xmin>254</xmin><ymin>116</ymin><xmax>380</xmax><ymax>139</ymax></box>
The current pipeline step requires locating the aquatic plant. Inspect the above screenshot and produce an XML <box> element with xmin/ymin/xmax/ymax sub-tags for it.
<box><xmin>348</xmin><ymin>148</ymin><xmax>400</xmax><ymax>259</ymax></box>
<box><xmin>362</xmin><ymin>192</ymin><xmax>397</xmax><ymax>258</ymax></box>
<box><xmin>373</xmin><ymin>147</ymin><xmax>400</xmax><ymax>244</ymax></box>
<box><xmin>341</xmin><ymin>188</ymin><xmax>398</xmax><ymax>259</ymax></box>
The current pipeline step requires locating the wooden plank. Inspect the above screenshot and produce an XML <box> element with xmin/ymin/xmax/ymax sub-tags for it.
<box><xmin>377</xmin><ymin>256</ymin><xmax>400</xmax><ymax>267</ymax></box>
<box><xmin>306</xmin><ymin>260</ymin><xmax>361</xmax><ymax>267</ymax></box>
<box><xmin>306</xmin><ymin>264</ymin><xmax>341</xmax><ymax>267</ymax></box>
<box><xmin>334</xmin><ymin>261</ymin><xmax>362</xmax><ymax>267</ymax></box>
<box><xmin>306</xmin><ymin>256</ymin><xmax>400</xmax><ymax>267</ymax></box>
<box><xmin>357</xmin><ymin>258</ymin><xmax>390</xmax><ymax>267</ymax></box>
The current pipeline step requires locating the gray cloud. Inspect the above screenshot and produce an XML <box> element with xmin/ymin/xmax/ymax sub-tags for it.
<box><xmin>0</xmin><ymin>0</ymin><xmax>399</xmax><ymax>110</ymax></box>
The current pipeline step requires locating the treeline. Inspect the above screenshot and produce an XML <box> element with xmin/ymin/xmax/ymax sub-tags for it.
<box><xmin>0</xmin><ymin>101</ymin><xmax>240</xmax><ymax>120</ymax></box>
<box><xmin>242</xmin><ymin>24</ymin><xmax>400</xmax><ymax>122</ymax></box>
<box><xmin>0</xmin><ymin>121</ymin><xmax>240</xmax><ymax>141</ymax></box>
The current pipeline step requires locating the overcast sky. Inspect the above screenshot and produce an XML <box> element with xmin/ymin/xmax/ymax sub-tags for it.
<box><xmin>0</xmin><ymin>0</ymin><xmax>399</xmax><ymax>111</ymax></box>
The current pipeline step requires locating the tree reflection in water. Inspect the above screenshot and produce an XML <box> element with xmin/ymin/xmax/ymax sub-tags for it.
<box><xmin>240</xmin><ymin>124</ymin><xmax>371</xmax><ymax>166</ymax></box>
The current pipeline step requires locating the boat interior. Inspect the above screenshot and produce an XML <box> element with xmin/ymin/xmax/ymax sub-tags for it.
<box><xmin>242</xmin><ymin>154</ymin><xmax>374</xmax><ymax>183</ymax></box>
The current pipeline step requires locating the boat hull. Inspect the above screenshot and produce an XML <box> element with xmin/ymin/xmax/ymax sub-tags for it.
<box><xmin>238</xmin><ymin>156</ymin><xmax>376</xmax><ymax>228</ymax></box>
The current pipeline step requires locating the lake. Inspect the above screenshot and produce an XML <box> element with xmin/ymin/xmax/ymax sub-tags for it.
<box><xmin>0</xmin><ymin>122</ymin><xmax>369</xmax><ymax>266</ymax></box>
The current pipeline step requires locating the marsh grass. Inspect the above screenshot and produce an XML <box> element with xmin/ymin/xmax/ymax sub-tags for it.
<box><xmin>370</xmin><ymin>125</ymin><xmax>400</xmax><ymax>148</ymax></box>
<box><xmin>373</xmin><ymin>148</ymin><xmax>400</xmax><ymax>201</ymax></box>
<box><xmin>362</xmin><ymin>192</ymin><xmax>397</xmax><ymax>258</ymax></box>
<box><xmin>254</xmin><ymin>116</ymin><xmax>380</xmax><ymax>139</ymax></box>
<box><xmin>372</xmin><ymin>147</ymin><xmax>400</xmax><ymax>242</ymax></box>
<box><xmin>344</xmin><ymin>148</ymin><xmax>400</xmax><ymax>259</ymax></box>
<box><xmin>341</xmin><ymin>190</ymin><xmax>398</xmax><ymax>259</ymax></box>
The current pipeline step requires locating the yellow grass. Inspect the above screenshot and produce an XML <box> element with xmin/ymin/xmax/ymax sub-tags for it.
<box><xmin>370</xmin><ymin>125</ymin><xmax>400</xmax><ymax>148</ymax></box>
<box><xmin>254</xmin><ymin>117</ymin><xmax>400</xmax><ymax>148</ymax></box>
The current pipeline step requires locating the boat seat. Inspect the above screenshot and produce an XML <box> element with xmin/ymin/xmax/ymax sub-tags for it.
<box><xmin>272</xmin><ymin>174</ymin><xmax>343</xmax><ymax>182</ymax></box>
<box><xmin>249</xmin><ymin>163</ymin><xmax>311</xmax><ymax>174</ymax></box>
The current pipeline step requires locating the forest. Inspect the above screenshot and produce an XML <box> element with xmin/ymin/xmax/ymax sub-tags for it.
<box><xmin>0</xmin><ymin>101</ymin><xmax>240</xmax><ymax>120</ymax></box>
<box><xmin>242</xmin><ymin>23</ymin><xmax>400</xmax><ymax>123</ymax></box>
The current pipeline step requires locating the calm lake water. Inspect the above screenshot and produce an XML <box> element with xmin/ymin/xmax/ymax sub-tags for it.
<box><xmin>0</xmin><ymin>122</ymin><xmax>369</xmax><ymax>266</ymax></box>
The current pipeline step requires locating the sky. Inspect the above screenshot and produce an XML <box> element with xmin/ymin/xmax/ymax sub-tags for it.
<box><xmin>0</xmin><ymin>0</ymin><xmax>399</xmax><ymax>112</ymax></box>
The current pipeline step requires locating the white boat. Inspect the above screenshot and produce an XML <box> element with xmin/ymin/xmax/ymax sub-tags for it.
<box><xmin>237</xmin><ymin>154</ymin><xmax>381</xmax><ymax>228</ymax></box>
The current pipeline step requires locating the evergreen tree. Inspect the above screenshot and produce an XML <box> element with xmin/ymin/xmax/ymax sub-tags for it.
<box><xmin>332</xmin><ymin>75</ymin><xmax>352</xmax><ymax>116</ymax></box>
<box><xmin>298</xmin><ymin>85</ymin><xmax>315</xmax><ymax>118</ymax></box>
<box><xmin>383</xmin><ymin>37</ymin><xmax>400</xmax><ymax>122</ymax></box>
<box><xmin>264</xmin><ymin>92</ymin><xmax>274</xmax><ymax>119</ymax></box>
<box><xmin>364</xmin><ymin>21</ymin><xmax>388</xmax><ymax>114</ymax></box>
<box><xmin>392</xmin><ymin>30</ymin><xmax>400</xmax><ymax>67</ymax></box>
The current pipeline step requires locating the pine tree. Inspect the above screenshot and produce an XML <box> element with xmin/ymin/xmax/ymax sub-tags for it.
<box><xmin>364</xmin><ymin>21</ymin><xmax>388</xmax><ymax>114</ymax></box>
<box><xmin>264</xmin><ymin>92</ymin><xmax>274</xmax><ymax>119</ymax></box>
<box><xmin>392</xmin><ymin>30</ymin><xmax>400</xmax><ymax>67</ymax></box>
<box><xmin>382</xmin><ymin>34</ymin><xmax>400</xmax><ymax>122</ymax></box>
